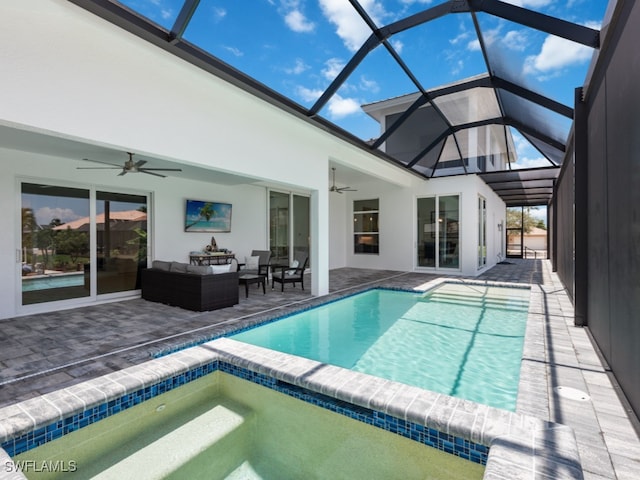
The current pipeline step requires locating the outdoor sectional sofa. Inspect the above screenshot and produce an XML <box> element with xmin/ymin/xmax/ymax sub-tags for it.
<box><xmin>141</xmin><ymin>260</ymin><xmax>239</xmax><ymax>311</ymax></box>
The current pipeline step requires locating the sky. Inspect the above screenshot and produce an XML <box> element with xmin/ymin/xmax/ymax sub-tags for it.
<box><xmin>119</xmin><ymin>0</ymin><xmax>608</xmax><ymax>173</ymax></box>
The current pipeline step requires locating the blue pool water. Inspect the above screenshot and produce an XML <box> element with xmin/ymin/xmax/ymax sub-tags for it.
<box><xmin>22</xmin><ymin>273</ymin><xmax>84</xmax><ymax>291</ymax></box>
<box><xmin>230</xmin><ymin>283</ymin><xmax>530</xmax><ymax>410</ymax></box>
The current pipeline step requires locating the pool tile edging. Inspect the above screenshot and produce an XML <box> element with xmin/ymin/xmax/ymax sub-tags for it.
<box><xmin>0</xmin><ymin>342</ymin><xmax>488</xmax><ymax>472</ymax></box>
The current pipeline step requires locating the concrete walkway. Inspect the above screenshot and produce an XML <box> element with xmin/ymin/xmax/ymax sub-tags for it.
<box><xmin>0</xmin><ymin>260</ymin><xmax>638</xmax><ymax>478</ymax></box>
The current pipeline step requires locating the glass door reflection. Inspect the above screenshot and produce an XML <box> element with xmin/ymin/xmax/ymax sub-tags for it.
<box><xmin>21</xmin><ymin>183</ymin><xmax>91</xmax><ymax>305</ymax></box>
<box><xmin>96</xmin><ymin>191</ymin><xmax>147</xmax><ymax>295</ymax></box>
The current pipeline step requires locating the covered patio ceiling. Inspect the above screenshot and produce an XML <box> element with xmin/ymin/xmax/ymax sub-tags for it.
<box><xmin>67</xmin><ymin>0</ymin><xmax>603</xmax><ymax>206</ymax></box>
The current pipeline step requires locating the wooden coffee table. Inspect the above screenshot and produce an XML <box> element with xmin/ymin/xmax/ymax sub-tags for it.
<box><xmin>238</xmin><ymin>274</ymin><xmax>266</xmax><ymax>298</ymax></box>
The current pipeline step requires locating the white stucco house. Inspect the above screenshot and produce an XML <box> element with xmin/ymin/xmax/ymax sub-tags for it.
<box><xmin>0</xmin><ymin>1</ymin><xmax>507</xmax><ymax>320</ymax></box>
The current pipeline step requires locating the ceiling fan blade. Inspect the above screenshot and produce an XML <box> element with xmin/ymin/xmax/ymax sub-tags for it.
<box><xmin>139</xmin><ymin>169</ymin><xmax>167</xmax><ymax>178</ymax></box>
<box><xmin>134</xmin><ymin>159</ymin><xmax>147</xmax><ymax>168</ymax></box>
<box><xmin>141</xmin><ymin>168</ymin><xmax>183</xmax><ymax>172</ymax></box>
<box><xmin>77</xmin><ymin>166</ymin><xmax>121</xmax><ymax>170</ymax></box>
<box><xmin>80</xmin><ymin>158</ymin><xmax>121</xmax><ymax>168</ymax></box>
<box><xmin>118</xmin><ymin>169</ymin><xmax>128</xmax><ymax>176</ymax></box>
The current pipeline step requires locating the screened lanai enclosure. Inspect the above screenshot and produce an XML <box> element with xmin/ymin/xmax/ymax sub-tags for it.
<box><xmin>17</xmin><ymin>1</ymin><xmax>639</xmax><ymax>423</ymax></box>
<box><xmin>71</xmin><ymin>0</ymin><xmax>602</xmax><ymax>205</ymax></box>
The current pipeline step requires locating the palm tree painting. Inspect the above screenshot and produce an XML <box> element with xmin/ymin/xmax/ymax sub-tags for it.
<box><xmin>184</xmin><ymin>200</ymin><xmax>232</xmax><ymax>232</ymax></box>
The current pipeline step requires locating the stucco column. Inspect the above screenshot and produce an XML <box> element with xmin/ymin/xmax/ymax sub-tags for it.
<box><xmin>311</xmin><ymin>187</ymin><xmax>329</xmax><ymax>296</ymax></box>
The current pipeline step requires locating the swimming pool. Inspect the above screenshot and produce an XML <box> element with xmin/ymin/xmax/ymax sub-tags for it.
<box><xmin>21</xmin><ymin>273</ymin><xmax>84</xmax><ymax>292</ymax></box>
<box><xmin>230</xmin><ymin>283</ymin><xmax>529</xmax><ymax>410</ymax></box>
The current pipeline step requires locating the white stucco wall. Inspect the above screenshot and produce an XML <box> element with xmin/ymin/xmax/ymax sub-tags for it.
<box><xmin>330</xmin><ymin>174</ymin><xmax>505</xmax><ymax>276</ymax></box>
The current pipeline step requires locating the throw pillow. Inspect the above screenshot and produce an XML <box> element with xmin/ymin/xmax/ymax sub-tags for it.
<box><xmin>210</xmin><ymin>264</ymin><xmax>232</xmax><ymax>274</ymax></box>
<box><xmin>244</xmin><ymin>255</ymin><xmax>260</xmax><ymax>271</ymax></box>
<box><xmin>287</xmin><ymin>259</ymin><xmax>300</xmax><ymax>276</ymax></box>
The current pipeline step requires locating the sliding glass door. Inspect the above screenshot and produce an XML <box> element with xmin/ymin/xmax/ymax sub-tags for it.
<box><xmin>417</xmin><ymin>197</ymin><xmax>436</xmax><ymax>267</ymax></box>
<box><xmin>416</xmin><ymin>195</ymin><xmax>459</xmax><ymax>269</ymax></box>
<box><xmin>478</xmin><ymin>196</ymin><xmax>487</xmax><ymax>268</ymax></box>
<box><xmin>21</xmin><ymin>183</ymin><xmax>91</xmax><ymax>305</ymax></box>
<box><xmin>96</xmin><ymin>191</ymin><xmax>148</xmax><ymax>294</ymax></box>
<box><xmin>20</xmin><ymin>182</ymin><xmax>148</xmax><ymax>307</ymax></box>
<box><xmin>269</xmin><ymin>191</ymin><xmax>309</xmax><ymax>266</ymax></box>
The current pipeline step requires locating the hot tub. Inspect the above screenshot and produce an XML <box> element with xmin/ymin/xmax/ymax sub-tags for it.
<box><xmin>10</xmin><ymin>373</ymin><xmax>483</xmax><ymax>479</ymax></box>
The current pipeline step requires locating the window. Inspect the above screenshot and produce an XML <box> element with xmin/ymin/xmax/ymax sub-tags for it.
<box><xmin>353</xmin><ymin>199</ymin><xmax>379</xmax><ymax>254</ymax></box>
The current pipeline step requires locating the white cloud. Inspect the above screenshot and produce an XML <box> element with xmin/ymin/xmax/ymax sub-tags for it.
<box><xmin>503</xmin><ymin>30</ymin><xmax>528</xmax><ymax>51</ymax></box>
<box><xmin>295</xmin><ymin>84</ymin><xmax>362</xmax><ymax>119</ymax></box>
<box><xmin>284</xmin><ymin>58</ymin><xmax>309</xmax><ymax>75</ymax></box>
<box><xmin>511</xmin><ymin>131</ymin><xmax>555</xmax><ymax>169</ymax></box>
<box><xmin>212</xmin><ymin>7</ymin><xmax>226</xmax><ymax>20</ymax></box>
<box><xmin>322</xmin><ymin>58</ymin><xmax>345</xmax><ymax>81</ymax></box>
<box><xmin>451</xmin><ymin>59</ymin><xmax>464</xmax><ymax>76</ymax></box>
<box><xmin>319</xmin><ymin>0</ymin><xmax>387</xmax><ymax>52</ymax></box>
<box><xmin>296</xmin><ymin>85</ymin><xmax>323</xmax><ymax>103</ymax></box>
<box><xmin>467</xmin><ymin>39</ymin><xmax>481</xmax><ymax>51</ymax></box>
<box><xmin>467</xmin><ymin>27</ymin><xmax>500</xmax><ymax>51</ymax></box>
<box><xmin>359</xmin><ymin>75</ymin><xmax>379</xmax><ymax>93</ymax></box>
<box><xmin>285</xmin><ymin>9</ymin><xmax>315</xmax><ymax>33</ymax></box>
<box><xmin>223</xmin><ymin>46</ymin><xmax>243</xmax><ymax>57</ymax></box>
<box><xmin>36</xmin><ymin>207</ymin><xmax>81</xmax><ymax>226</ymax></box>
<box><xmin>512</xmin><ymin>156</ymin><xmax>552</xmax><ymax>169</ymax></box>
<box><xmin>524</xmin><ymin>35</ymin><xmax>594</xmax><ymax>76</ymax></box>
<box><xmin>450</xmin><ymin>31</ymin><xmax>470</xmax><ymax>46</ymax></box>
<box><xmin>327</xmin><ymin>94</ymin><xmax>361</xmax><ymax>118</ymax></box>
<box><xmin>390</xmin><ymin>39</ymin><xmax>404</xmax><ymax>54</ymax></box>
<box><xmin>528</xmin><ymin>205</ymin><xmax>548</xmax><ymax>222</ymax></box>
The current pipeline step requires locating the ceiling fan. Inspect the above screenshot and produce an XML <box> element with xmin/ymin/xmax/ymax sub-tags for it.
<box><xmin>329</xmin><ymin>167</ymin><xmax>357</xmax><ymax>194</ymax></box>
<box><xmin>77</xmin><ymin>152</ymin><xmax>182</xmax><ymax>178</ymax></box>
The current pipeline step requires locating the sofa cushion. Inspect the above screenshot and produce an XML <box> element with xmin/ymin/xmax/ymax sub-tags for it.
<box><xmin>151</xmin><ymin>260</ymin><xmax>172</xmax><ymax>271</ymax></box>
<box><xmin>186</xmin><ymin>264</ymin><xmax>212</xmax><ymax>275</ymax></box>
<box><xmin>170</xmin><ymin>261</ymin><xmax>189</xmax><ymax>273</ymax></box>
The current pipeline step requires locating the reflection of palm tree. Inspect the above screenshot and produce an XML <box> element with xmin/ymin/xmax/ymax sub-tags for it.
<box><xmin>21</xmin><ymin>208</ymin><xmax>37</xmax><ymax>264</ymax></box>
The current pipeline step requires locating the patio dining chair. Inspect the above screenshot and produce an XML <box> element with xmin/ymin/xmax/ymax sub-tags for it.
<box><xmin>240</xmin><ymin>249</ymin><xmax>271</xmax><ymax>276</ymax></box>
<box><xmin>271</xmin><ymin>251</ymin><xmax>308</xmax><ymax>292</ymax></box>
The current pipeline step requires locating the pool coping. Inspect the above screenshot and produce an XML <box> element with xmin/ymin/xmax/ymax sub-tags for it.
<box><xmin>0</xmin><ymin>278</ymin><xmax>583</xmax><ymax>479</ymax></box>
